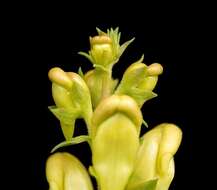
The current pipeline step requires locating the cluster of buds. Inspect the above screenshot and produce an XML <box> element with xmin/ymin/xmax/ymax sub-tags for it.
<box><xmin>46</xmin><ymin>28</ymin><xmax>182</xmax><ymax>190</ymax></box>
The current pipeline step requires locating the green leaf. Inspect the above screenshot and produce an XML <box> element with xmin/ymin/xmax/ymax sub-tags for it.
<box><xmin>127</xmin><ymin>179</ymin><xmax>158</xmax><ymax>190</ymax></box>
<box><xmin>51</xmin><ymin>135</ymin><xmax>91</xmax><ymax>153</ymax></box>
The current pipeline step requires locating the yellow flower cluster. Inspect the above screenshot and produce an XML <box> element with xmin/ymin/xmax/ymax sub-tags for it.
<box><xmin>46</xmin><ymin>28</ymin><xmax>182</xmax><ymax>190</ymax></box>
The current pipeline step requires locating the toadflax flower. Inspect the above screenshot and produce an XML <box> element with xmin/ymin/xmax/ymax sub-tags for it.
<box><xmin>48</xmin><ymin>67</ymin><xmax>93</xmax><ymax>140</ymax></box>
<box><xmin>91</xmin><ymin>95</ymin><xmax>142</xmax><ymax>190</ymax></box>
<box><xmin>46</xmin><ymin>152</ymin><xmax>93</xmax><ymax>190</ymax></box>
<box><xmin>126</xmin><ymin>123</ymin><xmax>182</xmax><ymax>190</ymax></box>
<box><xmin>115</xmin><ymin>55</ymin><xmax>163</xmax><ymax>107</ymax></box>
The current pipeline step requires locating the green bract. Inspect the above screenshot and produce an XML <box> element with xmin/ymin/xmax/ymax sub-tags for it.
<box><xmin>46</xmin><ymin>27</ymin><xmax>182</xmax><ymax>190</ymax></box>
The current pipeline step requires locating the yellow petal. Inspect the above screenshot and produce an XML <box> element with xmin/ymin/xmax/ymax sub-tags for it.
<box><xmin>92</xmin><ymin>113</ymin><xmax>139</xmax><ymax>190</ymax></box>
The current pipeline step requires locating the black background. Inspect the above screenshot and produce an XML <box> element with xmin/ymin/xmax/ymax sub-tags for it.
<box><xmin>6</xmin><ymin>2</ymin><xmax>212</xmax><ymax>190</ymax></box>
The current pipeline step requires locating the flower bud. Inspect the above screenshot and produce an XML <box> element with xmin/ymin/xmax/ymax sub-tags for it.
<box><xmin>126</xmin><ymin>123</ymin><xmax>182</xmax><ymax>190</ymax></box>
<box><xmin>89</xmin><ymin>35</ymin><xmax>114</xmax><ymax>67</ymax></box>
<box><xmin>92</xmin><ymin>95</ymin><xmax>142</xmax><ymax>190</ymax></box>
<box><xmin>79</xmin><ymin>28</ymin><xmax>134</xmax><ymax>71</ymax></box>
<box><xmin>46</xmin><ymin>152</ymin><xmax>93</xmax><ymax>190</ymax></box>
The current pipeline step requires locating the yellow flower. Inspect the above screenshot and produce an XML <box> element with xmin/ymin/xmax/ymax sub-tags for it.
<box><xmin>126</xmin><ymin>123</ymin><xmax>182</xmax><ymax>190</ymax></box>
<box><xmin>91</xmin><ymin>95</ymin><xmax>142</xmax><ymax>190</ymax></box>
<box><xmin>115</xmin><ymin>55</ymin><xmax>163</xmax><ymax>107</ymax></box>
<box><xmin>46</xmin><ymin>152</ymin><xmax>93</xmax><ymax>190</ymax></box>
<box><xmin>48</xmin><ymin>67</ymin><xmax>93</xmax><ymax>140</ymax></box>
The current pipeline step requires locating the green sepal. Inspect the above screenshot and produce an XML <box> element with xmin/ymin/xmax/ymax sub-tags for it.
<box><xmin>142</xmin><ymin>119</ymin><xmax>149</xmax><ymax>128</ymax></box>
<box><xmin>132</xmin><ymin>88</ymin><xmax>157</xmax><ymax>104</ymax></box>
<box><xmin>48</xmin><ymin>106</ymin><xmax>79</xmax><ymax>123</ymax></box>
<box><xmin>78</xmin><ymin>51</ymin><xmax>94</xmax><ymax>64</ymax></box>
<box><xmin>123</xmin><ymin>88</ymin><xmax>157</xmax><ymax>107</ymax></box>
<box><xmin>60</xmin><ymin>120</ymin><xmax>75</xmax><ymax>141</ymax></box>
<box><xmin>127</xmin><ymin>179</ymin><xmax>158</xmax><ymax>190</ymax></box>
<box><xmin>119</xmin><ymin>37</ymin><xmax>135</xmax><ymax>57</ymax></box>
<box><xmin>51</xmin><ymin>135</ymin><xmax>91</xmax><ymax>153</ymax></box>
<box><xmin>48</xmin><ymin>106</ymin><xmax>79</xmax><ymax>140</ymax></box>
<box><xmin>96</xmin><ymin>27</ymin><xmax>106</xmax><ymax>35</ymax></box>
<box><xmin>78</xmin><ymin>67</ymin><xmax>84</xmax><ymax>78</ymax></box>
